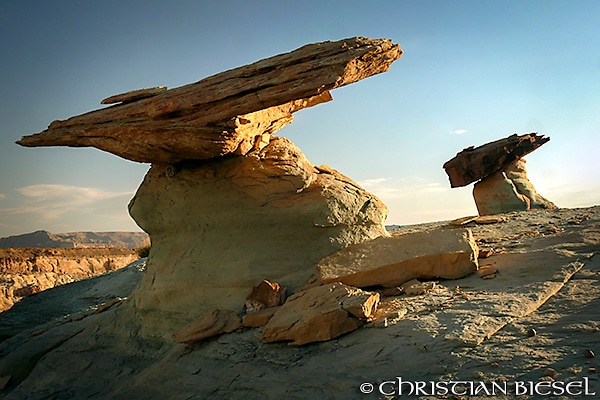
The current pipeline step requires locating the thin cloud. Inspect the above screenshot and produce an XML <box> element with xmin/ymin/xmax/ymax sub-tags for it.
<box><xmin>2</xmin><ymin>184</ymin><xmax>134</xmax><ymax>221</ymax></box>
<box><xmin>450</xmin><ymin>129</ymin><xmax>467</xmax><ymax>135</ymax></box>
<box><xmin>358</xmin><ymin>178</ymin><xmax>389</xmax><ymax>187</ymax></box>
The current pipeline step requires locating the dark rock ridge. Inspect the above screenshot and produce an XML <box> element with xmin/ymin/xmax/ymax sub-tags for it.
<box><xmin>0</xmin><ymin>230</ymin><xmax>149</xmax><ymax>249</ymax></box>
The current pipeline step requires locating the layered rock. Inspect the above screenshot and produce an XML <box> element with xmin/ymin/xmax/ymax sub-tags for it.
<box><xmin>0</xmin><ymin>248</ymin><xmax>139</xmax><ymax>312</ymax></box>
<box><xmin>316</xmin><ymin>228</ymin><xmax>479</xmax><ymax>288</ymax></box>
<box><xmin>443</xmin><ymin>133</ymin><xmax>550</xmax><ymax>188</ymax></box>
<box><xmin>17</xmin><ymin>37</ymin><xmax>402</xmax><ymax>164</ymax></box>
<box><xmin>128</xmin><ymin>137</ymin><xmax>389</xmax><ymax>336</ymax></box>
<box><xmin>15</xmin><ymin>37</ymin><xmax>401</xmax><ymax>339</ymax></box>
<box><xmin>443</xmin><ymin>133</ymin><xmax>556</xmax><ymax>215</ymax></box>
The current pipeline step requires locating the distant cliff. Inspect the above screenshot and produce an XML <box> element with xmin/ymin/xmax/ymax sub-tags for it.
<box><xmin>0</xmin><ymin>248</ymin><xmax>140</xmax><ymax>312</ymax></box>
<box><xmin>0</xmin><ymin>230</ymin><xmax>149</xmax><ymax>249</ymax></box>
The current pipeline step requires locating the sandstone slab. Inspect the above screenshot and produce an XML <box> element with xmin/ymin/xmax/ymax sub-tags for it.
<box><xmin>316</xmin><ymin>228</ymin><xmax>479</xmax><ymax>288</ymax></box>
<box><xmin>17</xmin><ymin>37</ymin><xmax>402</xmax><ymax>164</ymax></box>
<box><xmin>260</xmin><ymin>283</ymin><xmax>379</xmax><ymax>345</ymax></box>
<box><xmin>172</xmin><ymin>308</ymin><xmax>241</xmax><ymax>345</ymax></box>
<box><xmin>443</xmin><ymin>133</ymin><xmax>549</xmax><ymax>188</ymax></box>
<box><xmin>242</xmin><ymin>307</ymin><xmax>280</xmax><ymax>328</ymax></box>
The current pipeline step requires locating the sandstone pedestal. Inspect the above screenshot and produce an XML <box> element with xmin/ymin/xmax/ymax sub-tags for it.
<box><xmin>128</xmin><ymin>137</ymin><xmax>388</xmax><ymax>336</ymax></box>
<box><xmin>473</xmin><ymin>159</ymin><xmax>556</xmax><ymax>216</ymax></box>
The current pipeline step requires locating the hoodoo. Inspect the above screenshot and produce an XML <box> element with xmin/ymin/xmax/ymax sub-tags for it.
<box><xmin>17</xmin><ymin>37</ymin><xmax>403</xmax><ymax>336</ymax></box>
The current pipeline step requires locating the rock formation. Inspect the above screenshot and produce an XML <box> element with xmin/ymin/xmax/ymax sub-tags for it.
<box><xmin>17</xmin><ymin>37</ymin><xmax>402</xmax><ymax>337</ymax></box>
<box><xmin>443</xmin><ymin>133</ymin><xmax>556</xmax><ymax>215</ymax></box>
<box><xmin>18</xmin><ymin>37</ymin><xmax>402</xmax><ymax>164</ymax></box>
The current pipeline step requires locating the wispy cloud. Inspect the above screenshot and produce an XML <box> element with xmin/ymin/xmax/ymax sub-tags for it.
<box><xmin>0</xmin><ymin>184</ymin><xmax>135</xmax><ymax>223</ymax></box>
<box><xmin>358</xmin><ymin>178</ymin><xmax>389</xmax><ymax>188</ymax></box>
<box><xmin>450</xmin><ymin>129</ymin><xmax>467</xmax><ymax>135</ymax></box>
<box><xmin>0</xmin><ymin>193</ymin><xmax>6</xmax><ymax>200</ymax></box>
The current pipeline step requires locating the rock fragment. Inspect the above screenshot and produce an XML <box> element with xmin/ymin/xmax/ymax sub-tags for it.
<box><xmin>316</xmin><ymin>228</ymin><xmax>479</xmax><ymax>288</ymax></box>
<box><xmin>403</xmin><ymin>279</ymin><xmax>436</xmax><ymax>295</ymax></box>
<box><xmin>242</xmin><ymin>307</ymin><xmax>280</xmax><ymax>328</ymax></box>
<box><xmin>172</xmin><ymin>308</ymin><xmax>241</xmax><ymax>345</ymax></box>
<box><xmin>260</xmin><ymin>283</ymin><xmax>379</xmax><ymax>345</ymax></box>
<box><xmin>100</xmin><ymin>86</ymin><xmax>167</xmax><ymax>104</ymax></box>
<box><xmin>244</xmin><ymin>280</ymin><xmax>286</xmax><ymax>312</ymax></box>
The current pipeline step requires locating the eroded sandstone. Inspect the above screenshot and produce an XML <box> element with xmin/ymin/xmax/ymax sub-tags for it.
<box><xmin>128</xmin><ymin>137</ymin><xmax>389</xmax><ymax>336</ymax></box>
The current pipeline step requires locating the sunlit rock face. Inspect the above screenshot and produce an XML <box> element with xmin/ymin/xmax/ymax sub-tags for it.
<box><xmin>473</xmin><ymin>159</ymin><xmax>556</xmax><ymax>216</ymax></box>
<box><xmin>128</xmin><ymin>137</ymin><xmax>389</xmax><ymax>336</ymax></box>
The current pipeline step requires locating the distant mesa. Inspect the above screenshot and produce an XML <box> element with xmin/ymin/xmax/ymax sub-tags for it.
<box><xmin>443</xmin><ymin>132</ymin><xmax>557</xmax><ymax>215</ymax></box>
<box><xmin>0</xmin><ymin>230</ymin><xmax>149</xmax><ymax>249</ymax></box>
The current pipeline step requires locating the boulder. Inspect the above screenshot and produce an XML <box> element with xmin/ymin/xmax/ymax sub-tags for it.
<box><xmin>17</xmin><ymin>37</ymin><xmax>402</xmax><ymax>164</ymax></box>
<box><xmin>244</xmin><ymin>280</ymin><xmax>287</xmax><ymax>312</ymax></box>
<box><xmin>260</xmin><ymin>283</ymin><xmax>379</xmax><ymax>345</ymax></box>
<box><xmin>443</xmin><ymin>133</ymin><xmax>550</xmax><ymax>188</ymax></box>
<box><xmin>316</xmin><ymin>228</ymin><xmax>479</xmax><ymax>288</ymax></box>
<box><xmin>473</xmin><ymin>159</ymin><xmax>556</xmax><ymax>215</ymax></box>
<box><xmin>129</xmin><ymin>137</ymin><xmax>389</xmax><ymax>337</ymax></box>
<box><xmin>172</xmin><ymin>308</ymin><xmax>242</xmax><ymax>345</ymax></box>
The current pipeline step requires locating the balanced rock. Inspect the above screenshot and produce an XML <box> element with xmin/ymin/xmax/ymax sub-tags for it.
<box><xmin>316</xmin><ymin>228</ymin><xmax>479</xmax><ymax>288</ymax></box>
<box><xmin>17</xmin><ymin>37</ymin><xmax>402</xmax><ymax>164</ymax></box>
<box><xmin>443</xmin><ymin>133</ymin><xmax>550</xmax><ymax>188</ymax></box>
<box><xmin>129</xmin><ymin>137</ymin><xmax>389</xmax><ymax>337</ymax></box>
<box><xmin>473</xmin><ymin>159</ymin><xmax>556</xmax><ymax>215</ymax></box>
<box><xmin>260</xmin><ymin>283</ymin><xmax>379</xmax><ymax>345</ymax></box>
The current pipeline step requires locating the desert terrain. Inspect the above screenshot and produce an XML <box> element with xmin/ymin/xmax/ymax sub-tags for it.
<box><xmin>0</xmin><ymin>231</ymin><xmax>147</xmax><ymax>312</ymax></box>
<box><xmin>0</xmin><ymin>206</ymin><xmax>597</xmax><ymax>399</ymax></box>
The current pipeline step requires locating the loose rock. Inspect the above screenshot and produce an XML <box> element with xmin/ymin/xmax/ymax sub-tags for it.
<box><xmin>244</xmin><ymin>280</ymin><xmax>286</xmax><ymax>312</ymax></box>
<box><xmin>260</xmin><ymin>283</ymin><xmax>379</xmax><ymax>345</ymax></box>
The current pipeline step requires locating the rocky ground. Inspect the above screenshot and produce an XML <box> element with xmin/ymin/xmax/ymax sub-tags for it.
<box><xmin>0</xmin><ymin>206</ymin><xmax>597</xmax><ymax>399</ymax></box>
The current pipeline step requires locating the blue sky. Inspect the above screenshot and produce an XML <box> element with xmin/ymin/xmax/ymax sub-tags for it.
<box><xmin>0</xmin><ymin>0</ymin><xmax>599</xmax><ymax>237</ymax></box>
